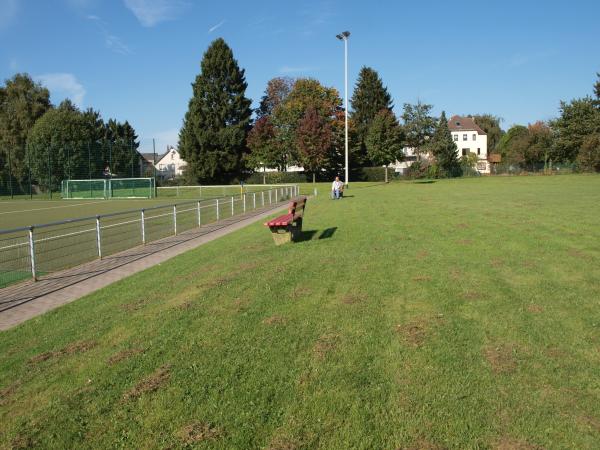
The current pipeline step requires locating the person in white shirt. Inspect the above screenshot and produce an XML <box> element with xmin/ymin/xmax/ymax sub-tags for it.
<box><xmin>331</xmin><ymin>176</ymin><xmax>343</xmax><ymax>199</ymax></box>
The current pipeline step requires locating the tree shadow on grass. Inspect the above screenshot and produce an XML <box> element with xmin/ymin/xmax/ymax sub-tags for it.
<box><xmin>413</xmin><ymin>179</ymin><xmax>436</xmax><ymax>184</ymax></box>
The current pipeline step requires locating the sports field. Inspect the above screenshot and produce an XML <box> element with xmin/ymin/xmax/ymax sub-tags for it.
<box><xmin>0</xmin><ymin>175</ymin><xmax>598</xmax><ymax>448</ymax></box>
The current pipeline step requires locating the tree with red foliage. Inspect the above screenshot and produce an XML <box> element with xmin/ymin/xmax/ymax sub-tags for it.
<box><xmin>296</xmin><ymin>107</ymin><xmax>333</xmax><ymax>183</ymax></box>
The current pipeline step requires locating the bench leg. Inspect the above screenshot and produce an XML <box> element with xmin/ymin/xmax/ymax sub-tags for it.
<box><xmin>269</xmin><ymin>227</ymin><xmax>292</xmax><ymax>245</ymax></box>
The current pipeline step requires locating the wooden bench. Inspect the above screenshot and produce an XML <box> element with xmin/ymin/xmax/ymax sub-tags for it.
<box><xmin>264</xmin><ymin>196</ymin><xmax>308</xmax><ymax>245</ymax></box>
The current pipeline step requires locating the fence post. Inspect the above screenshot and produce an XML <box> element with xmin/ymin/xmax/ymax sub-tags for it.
<box><xmin>275</xmin><ymin>188</ymin><xmax>278</xmax><ymax>203</ymax></box>
<box><xmin>29</xmin><ymin>227</ymin><xmax>37</xmax><ymax>281</ymax></box>
<box><xmin>197</xmin><ymin>201</ymin><xmax>201</xmax><ymax>227</ymax></box>
<box><xmin>262</xmin><ymin>191</ymin><xmax>265</xmax><ymax>206</ymax></box>
<box><xmin>269</xmin><ymin>190</ymin><xmax>272</xmax><ymax>204</ymax></box>
<box><xmin>253</xmin><ymin>193</ymin><xmax>256</xmax><ymax>209</ymax></box>
<box><xmin>231</xmin><ymin>196</ymin><xmax>234</xmax><ymax>216</ymax></box>
<box><xmin>216</xmin><ymin>199</ymin><xmax>220</xmax><ymax>221</ymax></box>
<box><xmin>173</xmin><ymin>205</ymin><xmax>177</xmax><ymax>235</ymax></box>
<box><xmin>141</xmin><ymin>209</ymin><xmax>146</xmax><ymax>244</ymax></box>
<box><xmin>96</xmin><ymin>216</ymin><xmax>102</xmax><ymax>259</ymax></box>
<box><xmin>243</xmin><ymin>194</ymin><xmax>246</xmax><ymax>212</ymax></box>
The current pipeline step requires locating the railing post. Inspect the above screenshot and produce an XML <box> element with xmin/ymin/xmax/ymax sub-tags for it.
<box><xmin>28</xmin><ymin>226</ymin><xmax>37</xmax><ymax>281</ymax></box>
<box><xmin>262</xmin><ymin>191</ymin><xmax>265</xmax><ymax>206</ymax></box>
<box><xmin>173</xmin><ymin>205</ymin><xmax>177</xmax><ymax>235</ymax></box>
<box><xmin>231</xmin><ymin>196</ymin><xmax>234</xmax><ymax>216</ymax></box>
<box><xmin>96</xmin><ymin>216</ymin><xmax>102</xmax><ymax>259</ymax></box>
<box><xmin>269</xmin><ymin>190</ymin><xmax>272</xmax><ymax>204</ymax></box>
<box><xmin>275</xmin><ymin>188</ymin><xmax>278</xmax><ymax>203</ymax></box>
<box><xmin>243</xmin><ymin>193</ymin><xmax>246</xmax><ymax>212</ymax></box>
<box><xmin>253</xmin><ymin>192</ymin><xmax>256</xmax><ymax>209</ymax></box>
<box><xmin>141</xmin><ymin>209</ymin><xmax>146</xmax><ymax>244</ymax></box>
<box><xmin>197</xmin><ymin>201</ymin><xmax>201</xmax><ymax>227</ymax></box>
<box><xmin>216</xmin><ymin>199</ymin><xmax>219</xmax><ymax>221</ymax></box>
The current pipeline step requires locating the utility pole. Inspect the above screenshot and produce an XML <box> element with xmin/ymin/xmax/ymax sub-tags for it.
<box><xmin>336</xmin><ymin>31</ymin><xmax>351</xmax><ymax>187</ymax></box>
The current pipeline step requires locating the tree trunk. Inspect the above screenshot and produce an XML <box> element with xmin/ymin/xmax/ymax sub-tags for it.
<box><xmin>385</xmin><ymin>166</ymin><xmax>388</xmax><ymax>183</ymax></box>
<box><xmin>312</xmin><ymin>172</ymin><xmax>316</xmax><ymax>184</ymax></box>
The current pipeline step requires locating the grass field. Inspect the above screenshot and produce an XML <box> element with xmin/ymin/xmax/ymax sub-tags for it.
<box><xmin>0</xmin><ymin>175</ymin><xmax>599</xmax><ymax>449</ymax></box>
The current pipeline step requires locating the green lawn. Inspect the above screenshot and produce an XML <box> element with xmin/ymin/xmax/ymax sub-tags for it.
<box><xmin>0</xmin><ymin>175</ymin><xmax>599</xmax><ymax>449</ymax></box>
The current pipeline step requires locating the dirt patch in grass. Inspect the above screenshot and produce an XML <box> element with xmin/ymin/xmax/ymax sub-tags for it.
<box><xmin>341</xmin><ymin>292</ymin><xmax>367</xmax><ymax>304</ymax></box>
<box><xmin>462</xmin><ymin>291</ymin><xmax>484</xmax><ymax>301</ymax></box>
<box><xmin>412</xmin><ymin>275</ymin><xmax>432</xmax><ymax>282</ymax></box>
<box><xmin>267</xmin><ymin>435</ymin><xmax>300</xmax><ymax>450</ymax></box>
<box><xmin>578</xmin><ymin>414</ymin><xmax>600</xmax><ymax>432</ymax></box>
<box><xmin>485</xmin><ymin>345</ymin><xmax>518</xmax><ymax>374</ymax></box>
<box><xmin>176</xmin><ymin>301</ymin><xmax>193</xmax><ymax>310</ymax></box>
<box><xmin>416</xmin><ymin>250</ymin><xmax>429</xmax><ymax>260</ymax></box>
<box><xmin>457</xmin><ymin>239</ymin><xmax>473</xmax><ymax>245</ymax></box>
<box><xmin>238</xmin><ymin>261</ymin><xmax>260</xmax><ymax>271</ymax></box>
<box><xmin>263</xmin><ymin>315</ymin><xmax>287</xmax><ymax>325</ymax></box>
<box><xmin>522</xmin><ymin>260</ymin><xmax>536</xmax><ymax>269</ymax></box>
<box><xmin>120</xmin><ymin>299</ymin><xmax>149</xmax><ymax>312</ymax></box>
<box><xmin>231</xmin><ymin>298</ymin><xmax>250</xmax><ymax>313</ymax></box>
<box><xmin>0</xmin><ymin>382</ymin><xmax>19</xmax><ymax>406</ymax></box>
<box><xmin>568</xmin><ymin>248</ymin><xmax>591</xmax><ymax>261</ymax></box>
<box><xmin>527</xmin><ymin>304</ymin><xmax>544</xmax><ymax>313</ymax></box>
<box><xmin>123</xmin><ymin>364</ymin><xmax>171</xmax><ymax>400</ymax></box>
<box><xmin>457</xmin><ymin>223</ymin><xmax>470</xmax><ymax>229</ymax></box>
<box><xmin>30</xmin><ymin>340</ymin><xmax>97</xmax><ymax>364</ymax></box>
<box><xmin>107</xmin><ymin>348</ymin><xmax>144</xmax><ymax>366</ymax></box>
<box><xmin>490</xmin><ymin>258</ymin><xmax>504</xmax><ymax>268</ymax></box>
<box><xmin>449</xmin><ymin>268</ymin><xmax>463</xmax><ymax>280</ymax></box>
<box><xmin>544</xmin><ymin>347</ymin><xmax>568</xmax><ymax>359</ymax></box>
<box><xmin>313</xmin><ymin>333</ymin><xmax>340</xmax><ymax>359</ymax></box>
<box><xmin>396</xmin><ymin>321</ymin><xmax>428</xmax><ymax>347</ymax></box>
<box><xmin>10</xmin><ymin>434</ymin><xmax>36</xmax><ymax>450</ymax></box>
<box><xmin>177</xmin><ymin>421</ymin><xmax>224</xmax><ymax>444</ymax></box>
<box><xmin>291</xmin><ymin>286</ymin><xmax>312</xmax><ymax>301</ymax></box>
<box><xmin>493</xmin><ymin>436</ymin><xmax>544</xmax><ymax>449</ymax></box>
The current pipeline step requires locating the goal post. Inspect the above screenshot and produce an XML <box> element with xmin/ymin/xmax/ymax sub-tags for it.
<box><xmin>61</xmin><ymin>178</ymin><xmax>155</xmax><ymax>199</ymax></box>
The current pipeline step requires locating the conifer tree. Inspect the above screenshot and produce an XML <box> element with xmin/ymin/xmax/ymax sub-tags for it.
<box><xmin>350</xmin><ymin>67</ymin><xmax>393</xmax><ymax>165</ymax></box>
<box><xmin>365</xmin><ymin>109</ymin><xmax>403</xmax><ymax>182</ymax></box>
<box><xmin>179</xmin><ymin>38</ymin><xmax>252</xmax><ymax>183</ymax></box>
<box><xmin>428</xmin><ymin>111</ymin><xmax>461</xmax><ymax>177</ymax></box>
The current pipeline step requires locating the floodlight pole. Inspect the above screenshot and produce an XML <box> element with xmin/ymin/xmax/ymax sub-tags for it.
<box><xmin>337</xmin><ymin>31</ymin><xmax>350</xmax><ymax>187</ymax></box>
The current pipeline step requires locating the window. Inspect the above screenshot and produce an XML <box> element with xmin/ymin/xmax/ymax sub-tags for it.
<box><xmin>473</xmin><ymin>134</ymin><xmax>477</xmax><ymax>141</ymax></box>
<box><xmin>453</xmin><ymin>134</ymin><xmax>458</xmax><ymax>141</ymax></box>
<box><xmin>477</xmin><ymin>148</ymin><xmax>481</xmax><ymax>155</ymax></box>
<box><xmin>462</xmin><ymin>149</ymin><xmax>468</xmax><ymax>156</ymax></box>
<box><xmin>463</xmin><ymin>134</ymin><xmax>467</xmax><ymax>141</ymax></box>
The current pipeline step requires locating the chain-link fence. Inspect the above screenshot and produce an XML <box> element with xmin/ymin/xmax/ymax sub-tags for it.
<box><xmin>0</xmin><ymin>185</ymin><xmax>299</xmax><ymax>289</ymax></box>
<box><xmin>0</xmin><ymin>139</ymin><xmax>150</xmax><ymax>199</ymax></box>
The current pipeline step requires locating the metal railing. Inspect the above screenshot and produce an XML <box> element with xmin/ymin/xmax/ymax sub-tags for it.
<box><xmin>0</xmin><ymin>185</ymin><xmax>299</xmax><ymax>287</ymax></box>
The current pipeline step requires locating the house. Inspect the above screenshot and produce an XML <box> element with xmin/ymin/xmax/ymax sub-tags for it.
<box><xmin>154</xmin><ymin>146</ymin><xmax>187</xmax><ymax>180</ymax></box>
<box><xmin>448</xmin><ymin>115</ymin><xmax>490</xmax><ymax>173</ymax></box>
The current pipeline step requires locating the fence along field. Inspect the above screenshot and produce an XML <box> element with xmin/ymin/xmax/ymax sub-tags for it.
<box><xmin>0</xmin><ymin>185</ymin><xmax>298</xmax><ymax>291</ymax></box>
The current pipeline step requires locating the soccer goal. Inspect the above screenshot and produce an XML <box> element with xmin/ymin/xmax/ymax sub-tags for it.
<box><xmin>61</xmin><ymin>178</ymin><xmax>156</xmax><ymax>199</ymax></box>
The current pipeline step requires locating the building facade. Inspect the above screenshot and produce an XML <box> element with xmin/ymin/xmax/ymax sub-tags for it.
<box><xmin>154</xmin><ymin>147</ymin><xmax>187</xmax><ymax>180</ymax></box>
<box><xmin>448</xmin><ymin>115</ymin><xmax>489</xmax><ymax>173</ymax></box>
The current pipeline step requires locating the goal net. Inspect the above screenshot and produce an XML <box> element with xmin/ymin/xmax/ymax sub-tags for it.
<box><xmin>61</xmin><ymin>178</ymin><xmax>155</xmax><ymax>199</ymax></box>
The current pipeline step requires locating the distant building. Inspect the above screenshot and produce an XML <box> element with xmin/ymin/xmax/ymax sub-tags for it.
<box><xmin>155</xmin><ymin>146</ymin><xmax>187</xmax><ymax>180</ymax></box>
<box><xmin>448</xmin><ymin>115</ymin><xmax>489</xmax><ymax>173</ymax></box>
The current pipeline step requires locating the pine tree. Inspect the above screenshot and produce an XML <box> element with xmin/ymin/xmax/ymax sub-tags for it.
<box><xmin>179</xmin><ymin>38</ymin><xmax>252</xmax><ymax>183</ymax></box>
<box><xmin>364</xmin><ymin>109</ymin><xmax>404</xmax><ymax>182</ymax></box>
<box><xmin>594</xmin><ymin>73</ymin><xmax>600</xmax><ymax>102</ymax></box>
<box><xmin>428</xmin><ymin>111</ymin><xmax>461</xmax><ymax>177</ymax></box>
<box><xmin>350</xmin><ymin>67</ymin><xmax>393</xmax><ymax>165</ymax></box>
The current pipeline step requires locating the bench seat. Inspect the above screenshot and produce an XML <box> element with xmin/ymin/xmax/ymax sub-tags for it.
<box><xmin>264</xmin><ymin>196</ymin><xmax>307</xmax><ymax>245</ymax></box>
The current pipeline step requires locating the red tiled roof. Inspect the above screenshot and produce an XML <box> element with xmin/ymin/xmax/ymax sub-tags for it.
<box><xmin>448</xmin><ymin>115</ymin><xmax>486</xmax><ymax>135</ymax></box>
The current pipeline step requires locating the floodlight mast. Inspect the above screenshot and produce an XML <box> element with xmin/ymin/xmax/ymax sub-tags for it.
<box><xmin>336</xmin><ymin>31</ymin><xmax>350</xmax><ymax>187</ymax></box>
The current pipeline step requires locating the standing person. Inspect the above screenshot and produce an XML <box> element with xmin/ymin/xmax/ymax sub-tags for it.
<box><xmin>103</xmin><ymin>165</ymin><xmax>112</xmax><ymax>179</ymax></box>
<box><xmin>331</xmin><ymin>176</ymin><xmax>343</xmax><ymax>199</ymax></box>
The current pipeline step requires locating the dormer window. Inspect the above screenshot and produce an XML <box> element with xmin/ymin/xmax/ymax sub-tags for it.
<box><xmin>456</xmin><ymin>121</ymin><xmax>461</xmax><ymax>126</ymax></box>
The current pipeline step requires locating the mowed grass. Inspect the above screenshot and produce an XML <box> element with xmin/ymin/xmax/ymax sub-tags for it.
<box><xmin>0</xmin><ymin>175</ymin><xmax>599</xmax><ymax>449</ymax></box>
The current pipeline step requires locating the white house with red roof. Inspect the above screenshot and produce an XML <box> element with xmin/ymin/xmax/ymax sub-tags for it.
<box><xmin>448</xmin><ymin>115</ymin><xmax>489</xmax><ymax>173</ymax></box>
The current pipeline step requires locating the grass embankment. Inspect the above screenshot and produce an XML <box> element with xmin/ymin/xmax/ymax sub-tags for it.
<box><xmin>0</xmin><ymin>175</ymin><xmax>599</xmax><ymax>448</ymax></box>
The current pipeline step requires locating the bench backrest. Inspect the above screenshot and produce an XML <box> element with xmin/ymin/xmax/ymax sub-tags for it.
<box><xmin>288</xmin><ymin>196</ymin><xmax>307</xmax><ymax>219</ymax></box>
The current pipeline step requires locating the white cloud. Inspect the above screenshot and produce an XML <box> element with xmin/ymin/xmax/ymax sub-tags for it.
<box><xmin>35</xmin><ymin>73</ymin><xmax>86</xmax><ymax>108</ymax></box>
<box><xmin>105</xmin><ymin>34</ymin><xmax>132</xmax><ymax>55</ymax></box>
<box><xmin>124</xmin><ymin>0</ymin><xmax>189</xmax><ymax>27</ymax></box>
<box><xmin>0</xmin><ymin>0</ymin><xmax>18</xmax><ymax>30</ymax></box>
<box><xmin>208</xmin><ymin>19</ymin><xmax>225</xmax><ymax>33</ymax></box>
<box><xmin>279</xmin><ymin>66</ymin><xmax>316</xmax><ymax>74</ymax></box>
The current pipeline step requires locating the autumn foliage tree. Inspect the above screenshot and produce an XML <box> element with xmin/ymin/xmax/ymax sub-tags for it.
<box><xmin>296</xmin><ymin>107</ymin><xmax>332</xmax><ymax>183</ymax></box>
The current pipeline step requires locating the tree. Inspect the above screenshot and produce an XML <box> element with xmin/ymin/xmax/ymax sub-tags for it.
<box><xmin>296</xmin><ymin>107</ymin><xmax>332</xmax><ymax>183</ymax></box>
<box><xmin>364</xmin><ymin>109</ymin><xmax>403</xmax><ymax>182</ymax></box>
<box><xmin>427</xmin><ymin>111</ymin><xmax>461</xmax><ymax>177</ymax></box>
<box><xmin>272</xmin><ymin>78</ymin><xmax>341</xmax><ymax>167</ymax></box>
<box><xmin>470</xmin><ymin>114</ymin><xmax>503</xmax><ymax>154</ymax></box>
<box><xmin>350</xmin><ymin>67</ymin><xmax>393</xmax><ymax>165</ymax></box>
<box><xmin>256</xmin><ymin>77</ymin><xmax>295</xmax><ymax>119</ymax></box>
<box><xmin>246</xmin><ymin>117</ymin><xmax>283</xmax><ymax>179</ymax></box>
<box><xmin>178</xmin><ymin>38</ymin><xmax>252</xmax><ymax>183</ymax></box>
<box><xmin>496</xmin><ymin>125</ymin><xmax>528</xmax><ymax>160</ymax></box>
<box><xmin>594</xmin><ymin>73</ymin><xmax>600</xmax><ymax>104</ymax></box>
<box><xmin>576</xmin><ymin>133</ymin><xmax>600</xmax><ymax>172</ymax></box>
<box><xmin>0</xmin><ymin>73</ymin><xmax>52</xmax><ymax>191</ymax></box>
<box><xmin>401</xmin><ymin>101</ymin><xmax>435</xmax><ymax>160</ymax></box>
<box><xmin>552</xmin><ymin>97</ymin><xmax>600</xmax><ymax>163</ymax></box>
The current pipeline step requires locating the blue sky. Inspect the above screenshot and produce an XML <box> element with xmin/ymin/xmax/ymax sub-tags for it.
<box><xmin>1</xmin><ymin>0</ymin><xmax>599</xmax><ymax>152</ymax></box>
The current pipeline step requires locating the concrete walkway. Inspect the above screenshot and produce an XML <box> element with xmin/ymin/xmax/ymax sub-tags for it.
<box><xmin>0</xmin><ymin>202</ymin><xmax>288</xmax><ymax>331</ymax></box>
